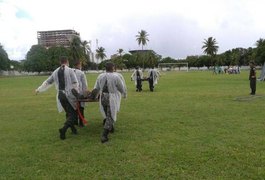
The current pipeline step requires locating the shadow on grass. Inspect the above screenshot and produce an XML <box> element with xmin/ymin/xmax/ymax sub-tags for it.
<box><xmin>233</xmin><ymin>95</ymin><xmax>265</xmax><ymax>101</ymax></box>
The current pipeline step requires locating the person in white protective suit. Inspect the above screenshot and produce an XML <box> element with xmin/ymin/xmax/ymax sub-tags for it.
<box><xmin>131</xmin><ymin>66</ymin><xmax>143</xmax><ymax>92</ymax></box>
<box><xmin>35</xmin><ymin>56</ymin><xmax>79</xmax><ymax>140</ymax></box>
<box><xmin>73</xmin><ymin>61</ymin><xmax>88</xmax><ymax>127</ymax></box>
<box><xmin>94</xmin><ymin>62</ymin><xmax>127</xmax><ymax>143</ymax></box>
<box><xmin>147</xmin><ymin>67</ymin><xmax>161</xmax><ymax>92</ymax></box>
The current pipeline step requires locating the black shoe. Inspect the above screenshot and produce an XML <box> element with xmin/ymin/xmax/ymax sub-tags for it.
<box><xmin>101</xmin><ymin>129</ymin><xmax>109</xmax><ymax>143</ymax></box>
<box><xmin>101</xmin><ymin>136</ymin><xmax>108</xmax><ymax>143</ymax></box>
<box><xmin>110</xmin><ymin>126</ymin><xmax>115</xmax><ymax>133</ymax></box>
<box><xmin>70</xmin><ymin>126</ymin><xmax>77</xmax><ymax>134</ymax></box>
<box><xmin>59</xmin><ymin>128</ymin><xmax>66</xmax><ymax>140</ymax></box>
<box><xmin>72</xmin><ymin>130</ymin><xmax>77</xmax><ymax>135</ymax></box>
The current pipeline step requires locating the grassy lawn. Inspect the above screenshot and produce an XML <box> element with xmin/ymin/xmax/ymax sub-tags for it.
<box><xmin>1</xmin><ymin>70</ymin><xmax>265</xmax><ymax>179</ymax></box>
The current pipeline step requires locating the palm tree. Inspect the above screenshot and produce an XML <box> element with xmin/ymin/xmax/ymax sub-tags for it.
<box><xmin>202</xmin><ymin>37</ymin><xmax>219</xmax><ymax>56</ymax></box>
<box><xmin>117</xmin><ymin>48</ymin><xmax>124</xmax><ymax>57</ymax></box>
<box><xmin>114</xmin><ymin>49</ymin><xmax>125</xmax><ymax>70</ymax></box>
<box><xmin>202</xmin><ymin>37</ymin><xmax>219</xmax><ymax>66</ymax></box>
<box><xmin>81</xmin><ymin>40</ymin><xmax>91</xmax><ymax>65</ymax></box>
<box><xmin>95</xmin><ymin>47</ymin><xmax>106</xmax><ymax>63</ymax></box>
<box><xmin>81</xmin><ymin>40</ymin><xmax>91</xmax><ymax>55</ymax></box>
<box><xmin>255</xmin><ymin>38</ymin><xmax>264</xmax><ymax>47</ymax></box>
<box><xmin>136</xmin><ymin>30</ymin><xmax>149</xmax><ymax>50</ymax></box>
<box><xmin>69</xmin><ymin>36</ymin><xmax>84</xmax><ymax>64</ymax></box>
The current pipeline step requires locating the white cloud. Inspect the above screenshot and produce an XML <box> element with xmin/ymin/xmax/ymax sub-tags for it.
<box><xmin>1</xmin><ymin>0</ymin><xmax>265</xmax><ymax>60</ymax></box>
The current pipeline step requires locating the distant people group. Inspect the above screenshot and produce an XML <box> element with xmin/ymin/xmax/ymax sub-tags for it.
<box><xmin>226</xmin><ymin>66</ymin><xmax>241</xmax><ymax>74</ymax></box>
<box><xmin>214</xmin><ymin>66</ymin><xmax>241</xmax><ymax>74</ymax></box>
<box><xmin>35</xmin><ymin>57</ymin><xmax>127</xmax><ymax>143</ymax></box>
<box><xmin>131</xmin><ymin>66</ymin><xmax>161</xmax><ymax>92</ymax></box>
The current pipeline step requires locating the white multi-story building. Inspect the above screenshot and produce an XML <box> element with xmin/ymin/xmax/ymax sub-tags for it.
<box><xmin>37</xmin><ymin>29</ymin><xmax>80</xmax><ymax>48</ymax></box>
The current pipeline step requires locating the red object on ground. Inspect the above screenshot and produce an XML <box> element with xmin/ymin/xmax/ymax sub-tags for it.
<box><xmin>76</xmin><ymin>102</ymin><xmax>88</xmax><ymax>125</ymax></box>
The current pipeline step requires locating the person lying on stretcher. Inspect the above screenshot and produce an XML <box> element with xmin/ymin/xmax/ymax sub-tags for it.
<box><xmin>72</xmin><ymin>88</ymin><xmax>100</xmax><ymax>102</ymax></box>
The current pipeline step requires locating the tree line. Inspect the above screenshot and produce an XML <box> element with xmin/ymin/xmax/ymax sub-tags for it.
<box><xmin>1</xmin><ymin>31</ymin><xmax>265</xmax><ymax>72</ymax></box>
<box><xmin>187</xmin><ymin>37</ymin><xmax>262</xmax><ymax>69</ymax></box>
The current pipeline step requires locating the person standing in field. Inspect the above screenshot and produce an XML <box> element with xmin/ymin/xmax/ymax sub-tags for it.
<box><xmin>147</xmin><ymin>67</ymin><xmax>160</xmax><ymax>92</ymax></box>
<box><xmin>35</xmin><ymin>56</ymin><xmax>79</xmax><ymax>140</ymax></box>
<box><xmin>249</xmin><ymin>61</ymin><xmax>256</xmax><ymax>95</ymax></box>
<box><xmin>131</xmin><ymin>66</ymin><xmax>143</xmax><ymax>92</ymax></box>
<box><xmin>93</xmin><ymin>62</ymin><xmax>127</xmax><ymax>143</ymax></box>
<box><xmin>73</xmin><ymin>61</ymin><xmax>88</xmax><ymax>127</ymax></box>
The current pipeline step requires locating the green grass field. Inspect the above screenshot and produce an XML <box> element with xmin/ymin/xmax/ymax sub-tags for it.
<box><xmin>1</xmin><ymin>70</ymin><xmax>265</xmax><ymax>179</ymax></box>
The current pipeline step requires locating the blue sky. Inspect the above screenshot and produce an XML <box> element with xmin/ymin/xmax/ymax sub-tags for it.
<box><xmin>0</xmin><ymin>0</ymin><xmax>264</xmax><ymax>60</ymax></box>
<box><xmin>15</xmin><ymin>9</ymin><xmax>31</xmax><ymax>19</ymax></box>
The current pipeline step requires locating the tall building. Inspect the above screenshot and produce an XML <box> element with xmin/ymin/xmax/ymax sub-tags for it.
<box><xmin>37</xmin><ymin>29</ymin><xmax>80</xmax><ymax>48</ymax></box>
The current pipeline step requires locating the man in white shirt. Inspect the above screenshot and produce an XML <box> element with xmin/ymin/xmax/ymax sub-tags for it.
<box><xmin>147</xmin><ymin>67</ymin><xmax>160</xmax><ymax>92</ymax></box>
<box><xmin>131</xmin><ymin>66</ymin><xmax>143</xmax><ymax>92</ymax></box>
<box><xmin>36</xmin><ymin>56</ymin><xmax>79</xmax><ymax>140</ymax></box>
<box><xmin>94</xmin><ymin>62</ymin><xmax>127</xmax><ymax>143</ymax></box>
